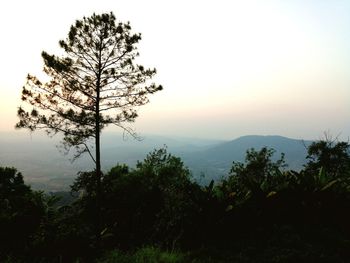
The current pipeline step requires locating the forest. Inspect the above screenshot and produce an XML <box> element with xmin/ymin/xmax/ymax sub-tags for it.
<box><xmin>1</xmin><ymin>139</ymin><xmax>350</xmax><ymax>262</ymax></box>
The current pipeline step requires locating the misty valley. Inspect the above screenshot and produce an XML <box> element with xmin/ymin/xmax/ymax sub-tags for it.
<box><xmin>0</xmin><ymin>132</ymin><xmax>311</xmax><ymax>191</ymax></box>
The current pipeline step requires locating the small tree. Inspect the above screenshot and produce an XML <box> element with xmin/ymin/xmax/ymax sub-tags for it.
<box><xmin>227</xmin><ymin>147</ymin><xmax>287</xmax><ymax>197</ymax></box>
<box><xmin>16</xmin><ymin>12</ymin><xmax>162</xmax><ymax>243</ymax></box>
<box><xmin>0</xmin><ymin>167</ymin><xmax>46</xmax><ymax>258</ymax></box>
<box><xmin>305</xmin><ymin>140</ymin><xmax>350</xmax><ymax>178</ymax></box>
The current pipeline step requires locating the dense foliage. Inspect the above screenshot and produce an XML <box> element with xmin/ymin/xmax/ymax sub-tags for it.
<box><xmin>1</xmin><ymin>140</ymin><xmax>350</xmax><ymax>262</ymax></box>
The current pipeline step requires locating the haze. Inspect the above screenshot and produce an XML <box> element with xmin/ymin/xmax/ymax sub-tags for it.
<box><xmin>0</xmin><ymin>0</ymin><xmax>349</xmax><ymax>140</ymax></box>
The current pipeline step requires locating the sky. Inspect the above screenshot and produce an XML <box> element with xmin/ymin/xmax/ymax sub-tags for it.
<box><xmin>0</xmin><ymin>0</ymin><xmax>349</xmax><ymax>140</ymax></box>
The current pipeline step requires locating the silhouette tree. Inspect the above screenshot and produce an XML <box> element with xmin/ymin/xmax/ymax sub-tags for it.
<box><xmin>0</xmin><ymin>167</ymin><xmax>47</xmax><ymax>258</ymax></box>
<box><xmin>228</xmin><ymin>147</ymin><xmax>286</xmax><ymax>195</ymax></box>
<box><xmin>305</xmin><ymin>139</ymin><xmax>350</xmax><ymax>178</ymax></box>
<box><xmin>70</xmin><ymin>148</ymin><xmax>202</xmax><ymax>249</ymax></box>
<box><xmin>16</xmin><ymin>12</ymin><xmax>162</xmax><ymax>244</ymax></box>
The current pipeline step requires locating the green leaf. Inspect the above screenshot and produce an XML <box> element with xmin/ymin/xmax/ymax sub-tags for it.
<box><xmin>266</xmin><ymin>191</ymin><xmax>277</xmax><ymax>198</ymax></box>
<box><xmin>225</xmin><ymin>205</ymin><xmax>233</xmax><ymax>212</ymax></box>
<box><xmin>317</xmin><ymin>166</ymin><xmax>327</xmax><ymax>185</ymax></box>
<box><xmin>321</xmin><ymin>179</ymin><xmax>338</xmax><ymax>191</ymax></box>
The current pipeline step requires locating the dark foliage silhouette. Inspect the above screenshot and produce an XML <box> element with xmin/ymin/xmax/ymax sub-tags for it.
<box><xmin>2</xmin><ymin>140</ymin><xmax>350</xmax><ymax>262</ymax></box>
<box><xmin>0</xmin><ymin>167</ymin><xmax>49</xmax><ymax>260</ymax></box>
<box><xmin>305</xmin><ymin>139</ymin><xmax>350</xmax><ymax>178</ymax></box>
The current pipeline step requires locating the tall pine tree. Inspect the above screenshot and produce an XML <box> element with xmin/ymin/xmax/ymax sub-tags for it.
<box><xmin>16</xmin><ymin>12</ymin><xmax>162</xmax><ymax>244</ymax></box>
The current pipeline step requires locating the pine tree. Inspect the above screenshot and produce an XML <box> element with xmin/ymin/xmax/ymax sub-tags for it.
<box><xmin>16</xmin><ymin>12</ymin><xmax>162</xmax><ymax>244</ymax></box>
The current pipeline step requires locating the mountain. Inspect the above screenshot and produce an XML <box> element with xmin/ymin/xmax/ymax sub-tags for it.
<box><xmin>0</xmin><ymin>132</ymin><xmax>312</xmax><ymax>191</ymax></box>
<box><xmin>100</xmin><ymin>133</ymin><xmax>224</xmax><ymax>174</ymax></box>
<box><xmin>180</xmin><ymin>135</ymin><xmax>312</xmax><ymax>183</ymax></box>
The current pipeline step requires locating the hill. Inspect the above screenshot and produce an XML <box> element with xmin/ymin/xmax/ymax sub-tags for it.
<box><xmin>181</xmin><ymin>135</ymin><xmax>312</xmax><ymax>183</ymax></box>
<box><xmin>0</xmin><ymin>132</ymin><xmax>312</xmax><ymax>190</ymax></box>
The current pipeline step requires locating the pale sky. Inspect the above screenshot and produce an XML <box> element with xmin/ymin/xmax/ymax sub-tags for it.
<box><xmin>0</xmin><ymin>0</ymin><xmax>349</xmax><ymax>140</ymax></box>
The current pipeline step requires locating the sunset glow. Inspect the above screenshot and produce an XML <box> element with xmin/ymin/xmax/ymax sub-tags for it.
<box><xmin>1</xmin><ymin>0</ymin><xmax>349</xmax><ymax>140</ymax></box>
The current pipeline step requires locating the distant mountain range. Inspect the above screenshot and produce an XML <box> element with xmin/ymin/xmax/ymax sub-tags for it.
<box><xmin>0</xmin><ymin>132</ymin><xmax>312</xmax><ymax>191</ymax></box>
<box><xmin>181</xmin><ymin>135</ymin><xmax>312</xmax><ymax>183</ymax></box>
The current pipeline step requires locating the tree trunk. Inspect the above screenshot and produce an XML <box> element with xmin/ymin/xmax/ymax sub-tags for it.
<box><xmin>95</xmin><ymin>63</ymin><xmax>102</xmax><ymax>249</ymax></box>
<box><xmin>95</xmin><ymin>111</ymin><xmax>101</xmax><ymax>248</ymax></box>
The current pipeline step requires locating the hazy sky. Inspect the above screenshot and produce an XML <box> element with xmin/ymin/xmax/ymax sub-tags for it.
<box><xmin>0</xmin><ymin>0</ymin><xmax>349</xmax><ymax>140</ymax></box>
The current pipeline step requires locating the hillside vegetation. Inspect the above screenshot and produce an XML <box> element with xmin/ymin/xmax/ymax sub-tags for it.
<box><xmin>1</xmin><ymin>139</ymin><xmax>350</xmax><ymax>262</ymax></box>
